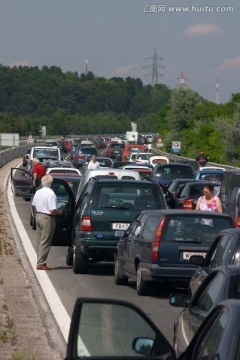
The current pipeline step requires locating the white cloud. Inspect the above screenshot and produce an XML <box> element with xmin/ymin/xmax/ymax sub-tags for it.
<box><xmin>217</xmin><ymin>56</ymin><xmax>240</xmax><ymax>72</ymax></box>
<box><xmin>185</xmin><ymin>22</ymin><xmax>221</xmax><ymax>36</ymax></box>
<box><xmin>10</xmin><ymin>60</ymin><xmax>32</xmax><ymax>67</ymax></box>
<box><xmin>113</xmin><ymin>64</ymin><xmax>138</xmax><ymax>76</ymax></box>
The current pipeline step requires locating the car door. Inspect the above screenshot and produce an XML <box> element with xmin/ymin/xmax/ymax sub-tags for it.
<box><xmin>11</xmin><ymin>167</ymin><xmax>34</xmax><ymax>197</ymax></box>
<box><xmin>178</xmin><ymin>270</ymin><xmax>226</xmax><ymax>352</ymax></box>
<box><xmin>50</xmin><ymin>179</ymin><xmax>75</xmax><ymax>246</ymax></box>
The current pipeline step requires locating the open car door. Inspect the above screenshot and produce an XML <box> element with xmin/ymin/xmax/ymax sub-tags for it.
<box><xmin>11</xmin><ymin>167</ymin><xmax>34</xmax><ymax>198</ymax></box>
<box><xmin>65</xmin><ymin>298</ymin><xmax>176</xmax><ymax>360</ymax></box>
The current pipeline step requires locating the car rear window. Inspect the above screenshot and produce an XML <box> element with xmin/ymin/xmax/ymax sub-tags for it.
<box><xmin>161</xmin><ymin>215</ymin><xmax>234</xmax><ymax>244</ymax></box>
<box><xmin>92</xmin><ymin>184</ymin><xmax>162</xmax><ymax>210</ymax></box>
<box><xmin>79</xmin><ymin>147</ymin><xmax>97</xmax><ymax>154</ymax></box>
<box><xmin>155</xmin><ymin>165</ymin><xmax>194</xmax><ymax>179</ymax></box>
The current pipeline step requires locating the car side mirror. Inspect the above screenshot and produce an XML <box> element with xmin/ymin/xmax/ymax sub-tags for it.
<box><xmin>190</xmin><ymin>255</ymin><xmax>205</xmax><ymax>266</ymax></box>
<box><xmin>169</xmin><ymin>294</ymin><xmax>188</xmax><ymax>308</ymax></box>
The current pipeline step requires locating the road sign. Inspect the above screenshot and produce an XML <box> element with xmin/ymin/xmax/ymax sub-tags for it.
<box><xmin>171</xmin><ymin>141</ymin><xmax>181</xmax><ymax>153</ymax></box>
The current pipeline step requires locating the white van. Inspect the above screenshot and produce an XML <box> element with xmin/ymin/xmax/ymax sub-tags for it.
<box><xmin>76</xmin><ymin>168</ymin><xmax>141</xmax><ymax>202</ymax></box>
<box><xmin>29</xmin><ymin>146</ymin><xmax>62</xmax><ymax>168</ymax></box>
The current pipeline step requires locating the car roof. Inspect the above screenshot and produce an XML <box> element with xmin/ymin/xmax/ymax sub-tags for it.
<box><xmin>138</xmin><ymin>209</ymin><xmax>233</xmax><ymax>217</ymax></box>
<box><xmin>89</xmin><ymin>179</ymin><xmax>158</xmax><ymax>186</ymax></box>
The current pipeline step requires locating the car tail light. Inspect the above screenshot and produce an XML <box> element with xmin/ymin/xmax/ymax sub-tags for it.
<box><xmin>151</xmin><ymin>216</ymin><xmax>166</xmax><ymax>262</ymax></box>
<box><xmin>236</xmin><ymin>214</ymin><xmax>240</xmax><ymax>227</ymax></box>
<box><xmin>183</xmin><ymin>199</ymin><xmax>193</xmax><ymax>210</ymax></box>
<box><xmin>76</xmin><ymin>155</ymin><xmax>86</xmax><ymax>160</ymax></box>
<box><xmin>80</xmin><ymin>216</ymin><xmax>92</xmax><ymax>231</ymax></box>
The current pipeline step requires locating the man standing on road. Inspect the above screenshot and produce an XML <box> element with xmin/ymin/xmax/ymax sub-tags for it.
<box><xmin>32</xmin><ymin>158</ymin><xmax>46</xmax><ymax>188</ymax></box>
<box><xmin>87</xmin><ymin>155</ymin><xmax>100</xmax><ymax>170</ymax></box>
<box><xmin>32</xmin><ymin>174</ymin><xmax>63</xmax><ymax>270</ymax></box>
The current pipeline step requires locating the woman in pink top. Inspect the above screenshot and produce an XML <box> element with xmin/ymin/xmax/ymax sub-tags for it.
<box><xmin>196</xmin><ymin>184</ymin><xmax>222</xmax><ymax>213</ymax></box>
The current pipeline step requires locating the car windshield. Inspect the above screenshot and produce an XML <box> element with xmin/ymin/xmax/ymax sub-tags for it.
<box><xmin>33</xmin><ymin>148</ymin><xmax>59</xmax><ymax>158</ymax></box>
<box><xmin>162</xmin><ymin>215</ymin><xmax>234</xmax><ymax>244</ymax></box>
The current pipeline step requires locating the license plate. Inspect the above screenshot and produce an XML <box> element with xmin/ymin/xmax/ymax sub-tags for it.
<box><xmin>183</xmin><ymin>252</ymin><xmax>207</xmax><ymax>260</ymax></box>
<box><xmin>112</xmin><ymin>223</ymin><xmax>130</xmax><ymax>230</ymax></box>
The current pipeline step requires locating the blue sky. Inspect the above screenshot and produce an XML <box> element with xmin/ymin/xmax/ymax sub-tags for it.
<box><xmin>0</xmin><ymin>0</ymin><xmax>239</xmax><ymax>103</ymax></box>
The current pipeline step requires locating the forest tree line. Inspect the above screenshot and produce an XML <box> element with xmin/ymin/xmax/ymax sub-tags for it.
<box><xmin>0</xmin><ymin>64</ymin><xmax>240</xmax><ymax>165</ymax></box>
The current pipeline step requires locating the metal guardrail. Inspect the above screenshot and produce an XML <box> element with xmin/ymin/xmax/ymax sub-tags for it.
<box><xmin>152</xmin><ymin>146</ymin><xmax>240</xmax><ymax>170</ymax></box>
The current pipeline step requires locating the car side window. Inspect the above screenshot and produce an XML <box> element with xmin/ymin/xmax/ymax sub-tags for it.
<box><xmin>194</xmin><ymin>272</ymin><xmax>225</xmax><ymax>312</ymax></box>
<box><xmin>142</xmin><ymin>216</ymin><xmax>159</xmax><ymax>241</ymax></box>
<box><xmin>209</xmin><ymin>235</ymin><xmax>232</xmax><ymax>268</ymax></box>
<box><xmin>233</xmin><ymin>243</ymin><xmax>240</xmax><ymax>265</ymax></box>
<box><xmin>128</xmin><ymin>215</ymin><xmax>148</xmax><ymax>238</ymax></box>
<box><xmin>194</xmin><ymin>309</ymin><xmax>228</xmax><ymax>359</ymax></box>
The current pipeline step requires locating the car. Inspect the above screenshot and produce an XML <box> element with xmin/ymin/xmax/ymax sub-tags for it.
<box><xmin>101</xmin><ymin>141</ymin><xmax>124</xmax><ymax>159</ymax></box>
<box><xmin>68</xmin><ymin>178</ymin><xmax>168</xmax><ymax>274</ymax></box>
<box><xmin>22</xmin><ymin>148</ymin><xmax>31</xmax><ymax>167</ymax></box>
<box><xmin>112</xmin><ymin>160</ymin><xmax>134</xmax><ymax>168</ymax></box>
<box><xmin>151</xmin><ymin>163</ymin><xmax>195</xmax><ymax>188</ymax></box>
<box><xmin>134</xmin><ymin>152</ymin><xmax>154</xmax><ymax>164</ymax></box>
<box><xmin>75</xmin><ymin>167</ymin><xmax>141</xmax><ymax>202</ymax></box>
<box><xmin>81</xmin><ymin>155</ymin><xmax>113</xmax><ymax>173</ymax></box>
<box><xmin>123</xmin><ymin>165</ymin><xmax>153</xmax><ymax>181</ymax></box>
<box><xmin>114</xmin><ymin>209</ymin><xmax>236</xmax><ymax>295</ymax></box>
<box><xmin>29</xmin><ymin>146</ymin><xmax>62</xmax><ymax>166</ymax></box>
<box><xmin>72</xmin><ymin>145</ymin><xmax>97</xmax><ymax>168</ymax></box>
<box><xmin>188</xmin><ymin>227</ymin><xmax>240</xmax><ymax>298</ymax></box>
<box><xmin>11</xmin><ymin>167</ymin><xmax>76</xmax><ymax>245</ymax></box>
<box><xmin>46</xmin><ymin>167</ymin><xmax>82</xmax><ymax>176</ymax></box>
<box><xmin>169</xmin><ymin>265</ymin><xmax>240</xmax><ymax>356</ymax></box>
<box><xmin>163</xmin><ymin>178</ymin><xmax>198</xmax><ymax>209</ymax></box>
<box><xmin>66</xmin><ymin>296</ymin><xmax>240</xmax><ymax>360</ymax></box>
<box><xmin>218</xmin><ymin>168</ymin><xmax>240</xmax><ymax>224</ymax></box>
<box><xmin>149</xmin><ymin>155</ymin><xmax>170</xmax><ymax>167</ymax></box>
<box><xmin>174</xmin><ymin>180</ymin><xmax>221</xmax><ymax>210</ymax></box>
<box><xmin>195</xmin><ymin>168</ymin><xmax>225</xmax><ymax>182</ymax></box>
<box><xmin>122</xmin><ymin>144</ymin><xmax>145</xmax><ymax>161</ymax></box>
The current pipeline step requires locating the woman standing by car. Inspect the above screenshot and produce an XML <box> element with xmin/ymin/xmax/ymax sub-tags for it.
<box><xmin>196</xmin><ymin>183</ymin><xmax>222</xmax><ymax>213</ymax></box>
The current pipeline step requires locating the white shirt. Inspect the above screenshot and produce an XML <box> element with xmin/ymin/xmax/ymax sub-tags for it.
<box><xmin>32</xmin><ymin>187</ymin><xmax>57</xmax><ymax>214</ymax></box>
<box><xmin>87</xmin><ymin>161</ymin><xmax>100</xmax><ymax>170</ymax></box>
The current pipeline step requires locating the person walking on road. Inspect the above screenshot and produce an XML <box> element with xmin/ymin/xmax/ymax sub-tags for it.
<box><xmin>32</xmin><ymin>174</ymin><xmax>63</xmax><ymax>270</ymax></box>
<box><xmin>32</xmin><ymin>158</ymin><xmax>46</xmax><ymax>188</ymax></box>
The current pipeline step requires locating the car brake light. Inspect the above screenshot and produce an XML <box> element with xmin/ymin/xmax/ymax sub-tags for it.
<box><xmin>183</xmin><ymin>199</ymin><xmax>193</xmax><ymax>210</ymax></box>
<box><xmin>80</xmin><ymin>216</ymin><xmax>92</xmax><ymax>231</ymax></box>
<box><xmin>151</xmin><ymin>216</ymin><xmax>166</xmax><ymax>262</ymax></box>
<box><xmin>235</xmin><ymin>215</ymin><xmax>240</xmax><ymax>227</ymax></box>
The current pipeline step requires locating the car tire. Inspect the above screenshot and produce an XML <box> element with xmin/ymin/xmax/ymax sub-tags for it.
<box><xmin>114</xmin><ymin>255</ymin><xmax>128</xmax><ymax>285</ymax></box>
<box><xmin>73</xmin><ymin>247</ymin><xmax>88</xmax><ymax>274</ymax></box>
<box><xmin>66</xmin><ymin>246</ymin><xmax>73</xmax><ymax>266</ymax></box>
<box><xmin>136</xmin><ymin>264</ymin><xmax>150</xmax><ymax>296</ymax></box>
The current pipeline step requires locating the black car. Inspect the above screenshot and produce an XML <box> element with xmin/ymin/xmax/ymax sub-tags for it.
<box><xmin>67</xmin><ymin>178</ymin><xmax>168</xmax><ymax>274</ymax></box>
<box><xmin>114</xmin><ymin>209</ymin><xmax>236</xmax><ymax>295</ymax></box>
<box><xmin>170</xmin><ymin>265</ymin><xmax>240</xmax><ymax>356</ymax></box>
<box><xmin>151</xmin><ymin>163</ymin><xmax>195</xmax><ymax>187</ymax></box>
<box><xmin>163</xmin><ymin>178</ymin><xmax>199</xmax><ymax>209</ymax></box>
<box><xmin>66</xmin><ymin>297</ymin><xmax>240</xmax><ymax>360</ymax></box>
<box><xmin>174</xmin><ymin>180</ymin><xmax>221</xmax><ymax>210</ymax></box>
<box><xmin>189</xmin><ymin>227</ymin><xmax>240</xmax><ymax>298</ymax></box>
<box><xmin>72</xmin><ymin>146</ymin><xmax>97</xmax><ymax>168</ymax></box>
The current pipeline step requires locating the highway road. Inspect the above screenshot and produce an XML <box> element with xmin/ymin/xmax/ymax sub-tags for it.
<box><xmin>8</xmin><ymin>161</ymin><xmax>183</xmax><ymax>349</ymax></box>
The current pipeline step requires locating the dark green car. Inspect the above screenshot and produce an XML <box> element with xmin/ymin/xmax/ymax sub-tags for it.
<box><xmin>67</xmin><ymin>178</ymin><xmax>168</xmax><ymax>274</ymax></box>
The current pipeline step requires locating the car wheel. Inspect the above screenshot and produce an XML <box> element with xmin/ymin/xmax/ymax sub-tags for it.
<box><xmin>73</xmin><ymin>247</ymin><xmax>88</xmax><ymax>274</ymax></box>
<box><xmin>114</xmin><ymin>255</ymin><xmax>128</xmax><ymax>285</ymax></box>
<box><xmin>136</xmin><ymin>264</ymin><xmax>150</xmax><ymax>296</ymax></box>
<box><xmin>66</xmin><ymin>246</ymin><xmax>73</xmax><ymax>266</ymax></box>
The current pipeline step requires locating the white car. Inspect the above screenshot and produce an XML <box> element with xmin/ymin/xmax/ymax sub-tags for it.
<box><xmin>46</xmin><ymin>167</ymin><xmax>82</xmax><ymax>176</ymax></box>
<box><xmin>149</xmin><ymin>155</ymin><xmax>170</xmax><ymax>167</ymax></box>
<box><xmin>134</xmin><ymin>152</ymin><xmax>154</xmax><ymax>164</ymax></box>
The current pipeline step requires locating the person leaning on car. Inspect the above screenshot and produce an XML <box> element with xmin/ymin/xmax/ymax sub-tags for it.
<box><xmin>32</xmin><ymin>174</ymin><xmax>63</xmax><ymax>270</ymax></box>
<box><xmin>32</xmin><ymin>158</ymin><xmax>46</xmax><ymax>188</ymax></box>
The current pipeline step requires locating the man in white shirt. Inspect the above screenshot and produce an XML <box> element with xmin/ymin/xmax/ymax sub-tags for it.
<box><xmin>32</xmin><ymin>174</ymin><xmax>63</xmax><ymax>270</ymax></box>
<box><xmin>87</xmin><ymin>155</ymin><xmax>100</xmax><ymax>170</ymax></box>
